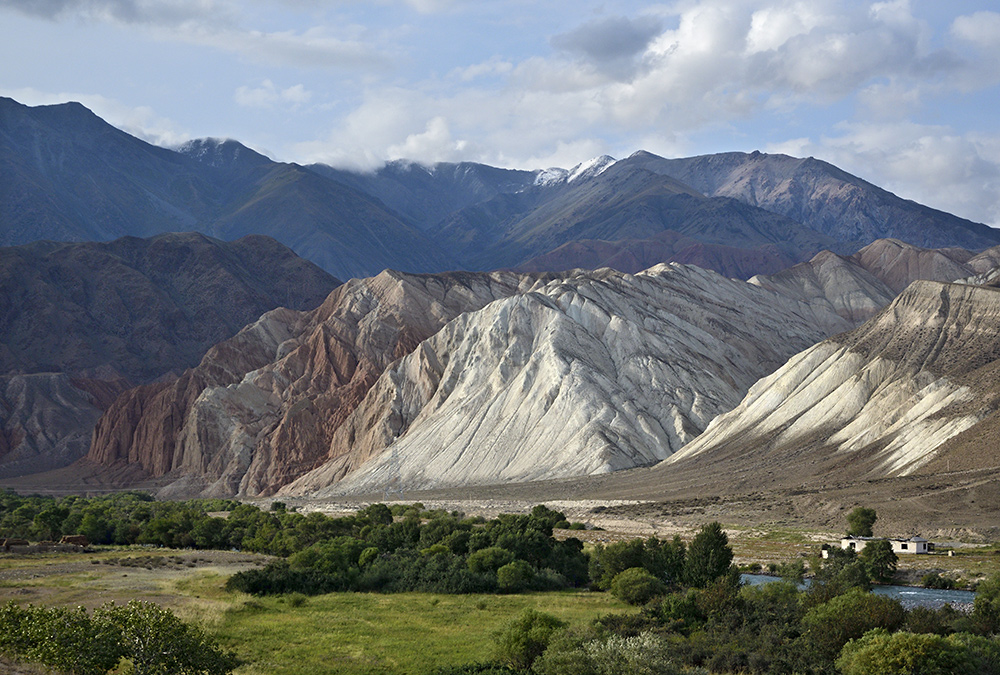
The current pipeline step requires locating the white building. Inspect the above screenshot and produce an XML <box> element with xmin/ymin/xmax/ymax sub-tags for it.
<box><xmin>890</xmin><ymin>536</ymin><xmax>929</xmax><ymax>554</ymax></box>
<box><xmin>839</xmin><ymin>535</ymin><xmax>930</xmax><ymax>554</ymax></box>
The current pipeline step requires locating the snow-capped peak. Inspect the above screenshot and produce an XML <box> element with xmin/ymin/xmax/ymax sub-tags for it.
<box><xmin>532</xmin><ymin>155</ymin><xmax>617</xmax><ymax>187</ymax></box>
<box><xmin>178</xmin><ymin>138</ymin><xmax>243</xmax><ymax>167</ymax></box>
<box><xmin>567</xmin><ymin>155</ymin><xmax>616</xmax><ymax>183</ymax></box>
<box><xmin>533</xmin><ymin>167</ymin><xmax>569</xmax><ymax>186</ymax></box>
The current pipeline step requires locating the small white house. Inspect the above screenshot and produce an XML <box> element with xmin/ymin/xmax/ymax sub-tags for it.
<box><xmin>839</xmin><ymin>535</ymin><xmax>930</xmax><ymax>554</ymax></box>
<box><xmin>840</xmin><ymin>535</ymin><xmax>877</xmax><ymax>552</ymax></box>
<box><xmin>890</xmin><ymin>536</ymin><xmax>929</xmax><ymax>554</ymax></box>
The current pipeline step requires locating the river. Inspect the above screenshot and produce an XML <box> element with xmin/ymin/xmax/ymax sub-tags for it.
<box><xmin>741</xmin><ymin>574</ymin><xmax>976</xmax><ymax>609</ymax></box>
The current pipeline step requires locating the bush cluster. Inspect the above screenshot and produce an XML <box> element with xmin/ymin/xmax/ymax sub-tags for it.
<box><xmin>0</xmin><ymin>600</ymin><xmax>236</xmax><ymax>675</ymax></box>
<box><xmin>226</xmin><ymin>504</ymin><xmax>589</xmax><ymax>596</ymax></box>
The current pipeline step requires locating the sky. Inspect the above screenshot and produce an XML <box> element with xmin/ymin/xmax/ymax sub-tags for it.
<box><xmin>2</xmin><ymin>0</ymin><xmax>1000</xmax><ymax>226</ymax></box>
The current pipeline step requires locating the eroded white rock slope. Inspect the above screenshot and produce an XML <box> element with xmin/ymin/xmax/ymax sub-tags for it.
<box><xmin>283</xmin><ymin>263</ymin><xmax>852</xmax><ymax>495</ymax></box>
<box><xmin>668</xmin><ymin>280</ymin><xmax>1000</xmax><ymax>477</ymax></box>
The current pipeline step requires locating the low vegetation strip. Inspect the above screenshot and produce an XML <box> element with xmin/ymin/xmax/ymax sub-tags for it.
<box><xmin>5</xmin><ymin>491</ymin><xmax>1000</xmax><ymax>674</ymax></box>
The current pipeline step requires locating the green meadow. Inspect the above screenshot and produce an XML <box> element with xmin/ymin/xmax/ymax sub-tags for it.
<box><xmin>217</xmin><ymin>590</ymin><xmax>631</xmax><ymax>675</ymax></box>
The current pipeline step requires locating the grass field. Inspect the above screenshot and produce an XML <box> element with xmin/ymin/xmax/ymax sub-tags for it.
<box><xmin>217</xmin><ymin>590</ymin><xmax>631</xmax><ymax>675</ymax></box>
<box><xmin>0</xmin><ymin>548</ymin><xmax>632</xmax><ymax>675</ymax></box>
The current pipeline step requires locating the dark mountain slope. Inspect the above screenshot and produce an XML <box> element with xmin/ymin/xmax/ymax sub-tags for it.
<box><xmin>309</xmin><ymin>160</ymin><xmax>538</xmax><ymax>231</ymax></box>
<box><xmin>0</xmin><ymin>97</ymin><xmax>455</xmax><ymax>280</ymax></box>
<box><xmin>465</xmin><ymin>161</ymin><xmax>840</xmax><ymax>271</ymax></box>
<box><xmin>0</xmin><ymin>232</ymin><xmax>338</xmax><ymax>383</ymax></box>
<box><xmin>0</xmin><ymin>233</ymin><xmax>339</xmax><ymax>478</ymax></box>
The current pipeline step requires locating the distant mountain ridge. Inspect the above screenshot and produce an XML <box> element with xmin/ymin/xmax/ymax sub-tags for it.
<box><xmin>0</xmin><ymin>232</ymin><xmax>338</xmax><ymax>382</ymax></box>
<box><xmin>5</xmin><ymin>96</ymin><xmax>999</xmax><ymax>283</ymax></box>
<box><xmin>311</xmin><ymin>149</ymin><xmax>1000</xmax><ymax>279</ymax></box>
<box><xmin>626</xmin><ymin>150</ymin><xmax>1000</xmax><ymax>251</ymax></box>
<box><xmin>0</xmin><ymin>97</ymin><xmax>455</xmax><ymax>280</ymax></box>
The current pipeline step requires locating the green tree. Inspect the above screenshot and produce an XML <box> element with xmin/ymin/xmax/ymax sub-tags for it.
<box><xmin>683</xmin><ymin>522</ymin><xmax>734</xmax><ymax>588</ymax></box>
<box><xmin>808</xmin><ymin>548</ymin><xmax>871</xmax><ymax>605</ymax></box>
<box><xmin>468</xmin><ymin>546</ymin><xmax>516</xmax><ymax>576</ymax></box>
<box><xmin>32</xmin><ymin>505</ymin><xmax>69</xmax><ymax>540</ymax></box>
<box><xmin>847</xmin><ymin>507</ymin><xmax>878</xmax><ymax>537</ymax></box>
<box><xmin>492</xmin><ymin>609</ymin><xmax>566</xmax><ymax>671</ymax></box>
<box><xmin>359</xmin><ymin>502</ymin><xmax>394</xmax><ymax>526</ymax></box>
<box><xmin>861</xmin><ymin>540</ymin><xmax>898</xmax><ymax>583</ymax></box>
<box><xmin>497</xmin><ymin>560</ymin><xmax>535</xmax><ymax>593</ymax></box>
<box><xmin>589</xmin><ymin>539</ymin><xmax>645</xmax><ymax>591</ymax></box>
<box><xmin>643</xmin><ymin>535</ymin><xmax>686</xmax><ymax>585</ymax></box>
<box><xmin>974</xmin><ymin>572</ymin><xmax>1000</xmax><ymax>634</ymax></box>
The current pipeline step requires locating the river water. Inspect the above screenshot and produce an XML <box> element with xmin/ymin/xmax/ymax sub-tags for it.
<box><xmin>741</xmin><ymin>574</ymin><xmax>976</xmax><ymax>609</ymax></box>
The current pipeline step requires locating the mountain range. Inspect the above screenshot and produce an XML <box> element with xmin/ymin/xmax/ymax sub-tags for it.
<box><xmin>4</xmin><ymin>96</ymin><xmax>1000</xmax><ymax>517</ymax></box>
<box><xmin>5</xmin><ymin>97</ymin><xmax>1000</xmax><ymax>282</ymax></box>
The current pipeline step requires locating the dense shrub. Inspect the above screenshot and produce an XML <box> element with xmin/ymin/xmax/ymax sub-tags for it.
<box><xmin>974</xmin><ymin>572</ymin><xmax>1000</xmax><ymax>634</ymax></box>
<box><xmin>836</xmin><ymin>629</ymin><xmax>974</xmax><ymax>675</ymax></box>
<box><xmin>645</xmin><ymin>589</ymin><xmax>705</xmax><ymax>635</ymax></box>
<box><xmin>468</xmin><ymin>547</ymin><xmax>516</xmax><ymax>576</ymax></box>
<box><xmin>497</xmin><ymin>560</ymin><xmax>535</xmax><ymax>593</ymax></box>
<box><xmin>433</xmin><ymin>664</ymin><xmax>529</xmax><ymax>675</ymax></box>
<box><xmin>0</xmin><ymin>600</ymin><xmax>236</xmax><ymax>675</ymax></box>
<box><xmin>590</xmin><ymin>539</ymin><xmax>646</xmax><ymax>590</ymax></box>
<box><xmin>921</xmin><ymin>572</ymin><xmax>958</xmax><ymax>590</ymax></box>
<box><xmin>0</xmin><ymin>602</ymin><xmax>119</xmax><ymax>675</ymax></box>
<box><xmin>610</xmin><ymin>568</ymin><xmax>667</xmax><ymax>606</ymax></box>
<box><xmin>225</xmin><ymin>560</ymin><xmax>343</xmax><ymax>595</ymax></box>
<box><xmin>802</xmin><ymin>588</ymin><xmax>906</xmax><ymax>660</ymax></box>
<box><xmin>95</xmin><ymin>600</ymin><xmax>237</xmax><ymax>675</ymax></box>
<box><xmin>492</xmin><ymin>609</ymin><xmax>566</xmax><ymax>671</ymax></box>
<box><xmin>806</xmin><ymin>548</ymin><xmax>871</xmax><ymax>606</ymax></box>
<box><xmin>538</xmin><ymin>630</ymin><xmax>682</xmax><ymax>675</ymax></box>
<box><xmin>589</xmin><ymin>535</ymin><xmax>687</xmax><ymax>591</ymax></box>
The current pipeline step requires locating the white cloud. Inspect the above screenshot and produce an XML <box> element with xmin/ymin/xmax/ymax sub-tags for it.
<box><xmin>951</xmin><ymin>10</ymin><xmax>1000</xmax><ymax>49</ymax></box>
<box><xmin>746</xmin><ymin>2</ymin><xmax>830</xmax><ymax>54</ymax></box>
<box><xmin>172</xmin><ymin>24</ymin><xmax>387</xmax><ymax>68</ymax></box>
<box><xmin>400</xmin><ymin>0</ymin><xmax>458</xmax><ymax>13</ymax></box>
<box><xmin>452</xmin><ymin>56</ymin><xmax>513</xmax><ymax>83</ymax></box>
<box><xmin>235</xmin><ymin>80</ymin><xmax>313</xmax><ymax>108</ymax></box>
<box><xmin>550</xmin><ymin>14</ymin><xmax>663</xmax><ymax>80</ymax></box>
<box><xmin>387</xmin><ymin>116</ymin><xmax>465</xmax><ymax>163</ymax></box>
<box><xmin>3</xmin><ymin>0</ymin><xmax>238</xmax><ymax>27</ymax></box>
<box><xmin>2</xmin><ymin>0</ymin><xmax>388</xmax><ymax>69</ymax></box>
